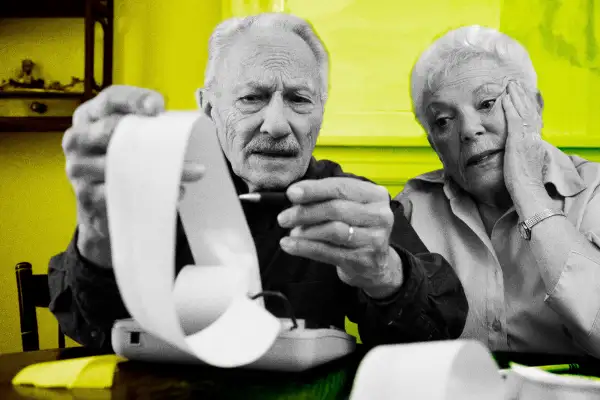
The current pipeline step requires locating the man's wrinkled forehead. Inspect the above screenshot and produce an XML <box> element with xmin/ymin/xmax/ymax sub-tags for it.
<box><xmin>218</xmin><ymin>27</ymin><xmax>320</xmax><ymax>92</ymax></box>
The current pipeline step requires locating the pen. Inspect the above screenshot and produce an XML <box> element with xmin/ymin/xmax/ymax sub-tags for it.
<box><xmin>534</xmin><ymin>363</ymin><xmax>580</xmax><ymax>373</ymax></box>
<box><xmin>238</xmin><ymin>192</ymin><xmax>292</xmax><ymax>207</ymax></box>
<box><xmin>500</xmin><ymin>363</ymin><xmax>580</xmax><ymax>374</ymax></box>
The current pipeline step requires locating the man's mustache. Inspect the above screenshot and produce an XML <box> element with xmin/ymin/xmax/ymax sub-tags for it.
<box><xmin>246</xmin><ymin>139</ymin><xmax>301</xmax><ymax>155</ymax></box>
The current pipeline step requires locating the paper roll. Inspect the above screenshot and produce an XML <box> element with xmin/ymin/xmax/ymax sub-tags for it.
<box><xmin>105</xmin><ymin>111</ymin><xmax>281</xmax><ymax>368</ymax></box>
<box><xmin>505</xmin><ymin>363</ymin><xmax>600</xmax><ymax>400</ymax></box>
<box><xmin>349</xmin><ymin>340</ymin><xmax>505</xmax><ymax>400</ymax></box>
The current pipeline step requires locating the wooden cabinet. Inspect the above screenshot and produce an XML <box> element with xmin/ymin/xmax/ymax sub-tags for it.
<box><xmin>0</xmin><ymin>0</ymin><xmax>114</xmax><ymax>132</ymax></box>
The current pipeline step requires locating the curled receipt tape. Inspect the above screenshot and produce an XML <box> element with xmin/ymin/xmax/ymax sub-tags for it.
<box><xmin>349</xmin><ymin>340</ymin><xmax>505</xmax><ymax>400</ymax></box>
<box><xmin>105</xmin><ymin>112</ymin><xmax>281</xmax><ymax>368</ymax></box>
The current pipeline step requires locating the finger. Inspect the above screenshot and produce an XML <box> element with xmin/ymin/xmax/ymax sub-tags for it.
<box><xmin>514</xmin><ymin>81</ymin><xmax>536</xmax><ymax>109</ymax></box>
<box><xmin>516</xmin><ymin>82</ymin><xmax>543</xmax><ymax>136</ymax></box>
<box><xmin>289</xmin><ymin>222</ymin><xmax>371</xmax><ymax>248</ymax></box>
<box><xmin>73</xmin><ymin>85</ymin><xmax>165</xmax><ymax>125</ymax></box>
<box><xmin>279</xmin><ymin>236</ymin><xmax>349</xmax><ymax>267</ymax></box>
<box><xmin>75</xmin><ymin>181</ymin><xmax>106</xmax><ymax>215</ymax></box>
<box><xmin>65</xmin><ymin>114</ymin><xmax>125</xmax><ymax>155</ymax></box>
<box><xmin>277</xmin><ymin>199</ymin><xmax>392</xmax><ymax>229</ymax></box>
<box><xmin>501</xmin><ymin>93</ymin><xmax>522</xmax><ymax>136</ymax></box>
<box><xmin>286</xmin><ymin>177</ymin><xmax>389</xmax><ymax>204</ymax></box>
<box><xmin>506</xmin><ymin>81</ymin><xmax>529</xmax><ymax>121</ymax></box>
<box><xmin>509</xmin><ymin>81</ymin><xmax>539</xmax><ymax>124</ymax></box>
<box><xmin>66</xmin><ymin>156</ymin><xmax>106</xmax><ymax>182</ymax></box>
<box><xmin>62</xmin><ymin>125</ymin><xmax>82</xmax><ymax>154</ymax></box>
<box><xmin>181</xmin><ymin>162</ymin><xmax>206</xmax><ymax>182</ymax></box>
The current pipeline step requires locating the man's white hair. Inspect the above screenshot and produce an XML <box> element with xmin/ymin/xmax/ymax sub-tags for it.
<box><xmin>203</xmin><ymin>13</ymin><xmax>329</xmax><ymax>102</ymax></box>
<box><xmin>410</xmin><ymin>25</ymin><xmax>537</xmax><ymax>129</ymax></box>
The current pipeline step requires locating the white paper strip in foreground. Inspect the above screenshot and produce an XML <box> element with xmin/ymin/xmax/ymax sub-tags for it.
<box><xmin>349</xmin><ymin>340</ymin><xmax>505</xmax><ymax>400</ymax></box>
<box><xmin>105</xmin><ymin>111</ymin><xmax>281</xmax><ymax>368</ymax></box>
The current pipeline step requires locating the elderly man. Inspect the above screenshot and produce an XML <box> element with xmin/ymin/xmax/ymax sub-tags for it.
<box><xmin>398</xmin><ymin>25</ymin><xmax>600</xmax><ymax>356</ymax></box>
<box><xmin>49</xmin><ymin>13</ymin><xmax>467</xmax><ymax>350</ymax></box>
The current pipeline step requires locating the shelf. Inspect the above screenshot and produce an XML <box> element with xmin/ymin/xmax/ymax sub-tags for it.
<box><xmin>0</xmin><ymin>0</ymin><xmax>86</xmax><ymax>18</ymax></box>
<box><xmin>0</xmin><ymin>117</ymin><xmax>71</xmax><ymax>132</ymax></box>
<box><xmin>0</xmin><ymin>91</ymin><xmax>85</xmax><ymax>99</ymax></box>
<box><xmin>0</xmin><ymin>0</ymin><xmax>113</xmax><ymax>133</ymax></box>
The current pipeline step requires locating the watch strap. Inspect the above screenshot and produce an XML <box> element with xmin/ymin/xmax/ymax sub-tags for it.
<box><xmin>522</xmin><ymin>208</ymin><xmax>565</xmax><ymax>232</ymax></box>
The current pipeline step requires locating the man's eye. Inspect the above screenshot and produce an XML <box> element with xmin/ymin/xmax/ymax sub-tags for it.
<box><xmin>240</xmin><ymin>95</ymin><xmax>263</xmax><ymax>103</ymax></box>
<box><xmin>480</xmin><ymin>99</ymin><xmax>496</xmax><ymax>109</ymax></box>
<box><xmin>435</xmin><ymin>117</ymin><xmax>450</xmax><ymax>129</ymax></box>
<box><xmin>288</xmin><ymin>95</ymin><xmax>311</xmax><ymax>104</ymax></box>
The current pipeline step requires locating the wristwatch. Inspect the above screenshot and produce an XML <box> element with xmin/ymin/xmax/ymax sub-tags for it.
<box><xmin>518</xmin><ymin>209</ymin><xmax>566</xmax><ymax>240</ymax></box>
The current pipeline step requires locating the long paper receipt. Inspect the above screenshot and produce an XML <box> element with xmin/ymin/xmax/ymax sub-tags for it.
<box><xmin>350</xmin><ymin>340</ymin><xmax>505</xmax><ymax>400</ymax></box>
<box><xmin>105</xmin><ymin>111</ymin><xmax>281</xmax><ymax>368</ymax></box>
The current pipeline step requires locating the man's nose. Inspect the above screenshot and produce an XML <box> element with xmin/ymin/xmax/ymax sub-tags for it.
<box><xmin>459</xmin><ymin>112</ymin><xmax>485</xmax><ymax>142</ymax></box>
<box><xmin>260</xmin><ymin>95</ymin><xmax>292</xmax><ymax>139</ymax></box>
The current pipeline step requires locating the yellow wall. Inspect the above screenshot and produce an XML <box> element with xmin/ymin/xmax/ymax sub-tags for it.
<box><xmin>0</xmin><ymin>18</ymin><xmax>93</xmax><ymax>352</ymax></box>
<box><xmin>0</xmin><ymin>0</ymin><xmax>223</xmax><ymax>354</ymax></box>
<box><xmin>1</xmin><ymin>0</ymin><xmax>599</xmax><ymax>353</ymax></box>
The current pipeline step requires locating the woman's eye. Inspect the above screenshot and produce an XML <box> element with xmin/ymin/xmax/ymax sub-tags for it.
<box><xmin>480</xmin><ymin>99</ymin><xmax>496</xmax><ymax>109</ymax></box>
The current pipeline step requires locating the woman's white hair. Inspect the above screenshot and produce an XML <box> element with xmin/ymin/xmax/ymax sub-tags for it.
<box><xmin>203</xmin><ymin>13</ymin><xmax>329</xmax><ymax>102</ymax></box>
<box><xmin>410</xmin><ymin>25</ymin><xmax>537</xmax><ymax>129</ymax></box>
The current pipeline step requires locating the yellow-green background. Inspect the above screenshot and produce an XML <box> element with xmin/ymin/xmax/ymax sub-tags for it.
<box><xmin>1</xmin><ymin>0</ymin><xmax>599</xmax><ymax>353</ymax></box>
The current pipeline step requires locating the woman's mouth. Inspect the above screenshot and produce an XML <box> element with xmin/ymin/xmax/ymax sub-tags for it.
<box><xmin>466</xmin><ymin>149</ymin><xmax>504</xmax><ymax>167</ymax></box>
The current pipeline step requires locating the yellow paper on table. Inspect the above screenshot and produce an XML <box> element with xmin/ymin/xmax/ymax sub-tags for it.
<box><xmin>11</xmin><ymin>355</ymin><xmax>125</xmax><ymax>389</ymax></box>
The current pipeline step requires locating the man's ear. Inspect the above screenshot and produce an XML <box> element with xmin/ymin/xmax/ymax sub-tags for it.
<box><xmin>426</xmin><ymin>132</ymin><xmax>436</xmax><ymax>152</ymax></box>
<box><xmin>194</xmin><ymin>88</ymin><xmax>213</xmax><ymax>119</ymax></box>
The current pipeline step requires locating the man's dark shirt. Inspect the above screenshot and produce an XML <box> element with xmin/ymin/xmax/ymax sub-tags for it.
<box><xmin>48</xmin><ymin>158</ymin><xmax>468</xmax><ymax>350</ymax></box>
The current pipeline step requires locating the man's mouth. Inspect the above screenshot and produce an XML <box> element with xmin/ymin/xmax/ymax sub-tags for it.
<box><xmin>253</xmin><ymin>150</ymin><xmax>298</xmax><ymax>158</ymax></box>
<box><xmin>465</xmin><ymin>149</ymin><xmax>504</xmax><ymax>167</ymax></box>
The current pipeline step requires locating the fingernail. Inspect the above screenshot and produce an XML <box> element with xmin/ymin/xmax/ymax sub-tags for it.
<box><xmin>277</xmin><ymin>211</ymin><xmax>290</xmax><ymax>226</ymax></box>
<box><xmin>182</xmin><ymin>163</ymin><xmax>205</xmax><ymax>181</ymax></box>
<box><xmin>143</xmin><ymin>95</ymin><xmax>163</xmax><ymax>115</ymax></box>
<box><xmin>280</xmin><ymin>237</ymin><xmax>293</xmax><ymax>248</ymax></box>
<box><xmin>290</xmin><ymin>227</ymin><xmax>302</xmax><ymax>237</ymax></box>
<box><xmin>287</xmin><ymin>187</ymin><xmax>303</xmax><ymax>200</ymax></box>
<box><xmin>187</xmin><ymin>163</ymin><xmax>205</xmax><ymax>175</ymax></box>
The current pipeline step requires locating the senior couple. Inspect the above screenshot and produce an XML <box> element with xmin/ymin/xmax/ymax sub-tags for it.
<box><xmin>49</xmin><ymin>13</ymin><xmax>600</xmax><ymax>358</ymax></box>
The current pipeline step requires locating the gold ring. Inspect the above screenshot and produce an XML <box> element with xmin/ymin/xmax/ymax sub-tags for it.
<box><xmin>347</xmin><ymin>225</ymin><xmax>355</xmax><ymax>243</ymax></box>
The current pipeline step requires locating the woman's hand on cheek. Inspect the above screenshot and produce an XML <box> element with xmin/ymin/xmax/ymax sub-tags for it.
<box><xmin>502</xmin><ymin>81</ymin><xmax>551</xmax><ymax>218</ymax></box>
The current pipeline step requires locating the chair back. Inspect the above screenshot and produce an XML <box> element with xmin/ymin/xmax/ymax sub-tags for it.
<box><xmin>15</xmin><ymin>262</ymin><xmax>65</xmax><ymax>351</ymax></box>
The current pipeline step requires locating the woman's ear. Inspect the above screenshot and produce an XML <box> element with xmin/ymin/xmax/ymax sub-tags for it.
<box><xmin>535</xmin><ymin>90</ymin><xmax>544</xmax><ymax>112</ymax></box>
<box><xmin>535</xmin><ymin>90</ymin><xmax>544</xmax><ymax>127</ymax></box>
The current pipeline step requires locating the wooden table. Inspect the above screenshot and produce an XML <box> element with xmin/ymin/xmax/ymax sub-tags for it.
<box><xmin>0</xmin><ymin>346</ymin><xmax>361</xmax><ymax>399</ymax></box>
<box><xmin>2</xmin><ymin>346</ymin><xmax>600</xmax><ymax>399</ymax></box>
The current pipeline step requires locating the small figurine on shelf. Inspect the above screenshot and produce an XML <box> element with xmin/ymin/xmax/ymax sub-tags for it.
<box><xmin>9</xmin><ymin>59</ymin><xmax>45</xmax><ymax>89</ymax></box>
<box><xmin>47</xmin><ymin>77</ymin><xmax>84</xmax><ymax>92</ymax></box>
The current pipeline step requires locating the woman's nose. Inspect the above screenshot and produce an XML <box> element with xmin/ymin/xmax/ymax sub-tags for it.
<box><xmin>459</xmin><ymin>112</ymin><xmax>485</xmax><ymax>142</ymax></box>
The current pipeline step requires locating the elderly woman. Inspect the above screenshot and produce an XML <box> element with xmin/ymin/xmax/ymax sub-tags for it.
<box><xmin>397</xmin><ymin>25</ymin><xmax>600</xmax><ymax>357</ymax></box>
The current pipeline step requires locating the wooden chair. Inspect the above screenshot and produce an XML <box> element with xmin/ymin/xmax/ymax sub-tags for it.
<box><xmin>15</xmin><ymin>262</ymin><xmax>66</xmax><ymax>351</ymax></box>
